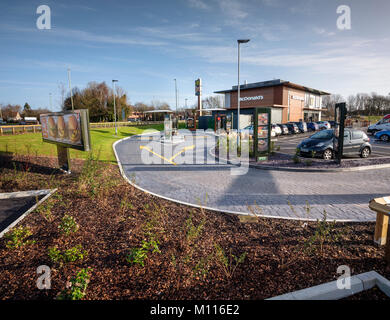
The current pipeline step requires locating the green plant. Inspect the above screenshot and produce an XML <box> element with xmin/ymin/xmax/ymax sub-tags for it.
<box><xmin>126</xmin><ymin>239</ymin><xmax>161</xmax><ymax>267</ymax></box>
<box><xmin>185</xmin><ymin>211</ymin><xmax>205</xmax><ymax>243</ymax></box>
<box><xmin>57</xmin><ymin>268</ymin><xmax>92</xmax><ymax>300</ymax></box>
<box><xmin>214</xmin><ymin>244</ymin><xmax>247</xmax><ymax>279</ymax></box>
<box><xmin>58</xmin><ymin>215</ymin><xmax>79</xmax><ymax>235</ymax></box>
<box><xmin>293</xmin><ymin>148</ymin><xmax>301</xmax><ymax>164</ymax></box>
<box><xmin>48</xmin><ymin>244</ymin><xmax>87</xmax><ymax>267</ymax></box>
<box><xmin>304</xmin><ymin>210</ymin><xmax>341</xmax><ymax>256</ymax></box>
<box><xmin>5</xmin><ymin>226</ymin><xmax>35</xmax><ymax>249</ymax></box>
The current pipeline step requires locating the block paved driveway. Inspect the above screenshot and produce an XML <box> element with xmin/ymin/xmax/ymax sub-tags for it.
<box><xmin>114</xmin><ymin>131</ymin><xmax>390</xmax><ymax>222</ymax></box>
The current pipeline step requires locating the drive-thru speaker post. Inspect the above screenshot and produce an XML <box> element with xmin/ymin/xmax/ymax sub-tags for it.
<box><xmin>334</xmin><ymin>102</ymin><xmax>347</xmax><ymax>164</ymax></box>
<box><xmin>40</xmin><ymin>109</ymin><xmax>91</xmax><ymax>173</ymax></box>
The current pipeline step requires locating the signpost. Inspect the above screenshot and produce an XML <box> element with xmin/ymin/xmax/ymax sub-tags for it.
<box><xmin>334</xmin><ymin>102</ymin><xmax>347</xmax><ymax>164</ymax></box>
<box><xmin>40</xmin><ymin>109</ymin><xmax>91</xmax><ymax>173</ymax></box>
<box><xmin>254</xmin><ymin>107</ymin><xmax>271</xmax><ymax>161</ymax></box>
<box><xmin>195</xmin><ymin>78</ymin><xmax>202</xmax><ymax>116</ymax></box>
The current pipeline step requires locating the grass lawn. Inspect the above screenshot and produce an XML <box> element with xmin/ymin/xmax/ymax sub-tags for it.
<box><xmin>0</xmin><ymin>124</ymin><xmax>164</xmax><ymax>163</ymax></box>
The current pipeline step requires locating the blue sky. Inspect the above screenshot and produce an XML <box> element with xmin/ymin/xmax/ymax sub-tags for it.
<box><xmin>0</xmin><ymin>0</ymin><xmax>389</xmax><ymax>111</ymax></box>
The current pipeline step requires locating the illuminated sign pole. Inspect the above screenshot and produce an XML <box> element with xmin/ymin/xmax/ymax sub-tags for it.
<box><xmin>195</xmin><ymin>78</ymin><xmax>202</xmax><ymax>117</ymax></box>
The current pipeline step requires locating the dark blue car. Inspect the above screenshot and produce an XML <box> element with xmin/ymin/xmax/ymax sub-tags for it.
<box><xmin>307</xmin><ymin>122</ymin><xmax>319</xmax><ymax>131</ymax></box>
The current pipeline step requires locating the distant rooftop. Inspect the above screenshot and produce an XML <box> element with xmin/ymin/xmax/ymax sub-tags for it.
<box><xmin>214</xmin><ymin>79</ymin><xmax>330</xmax><ymax>96</ymax></box>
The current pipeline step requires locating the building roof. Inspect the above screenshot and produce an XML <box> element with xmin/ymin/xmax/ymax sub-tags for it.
<box><xmin>214</xmin><ymin>79</ymin><xmax>330</xmax><ymax>96</ymax></box>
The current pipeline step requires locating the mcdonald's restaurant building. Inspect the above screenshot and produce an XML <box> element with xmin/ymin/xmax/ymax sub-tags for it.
<box><xmin>214</xmin><ymin>79</ymin><xmax>330</xmax><ymax>128</ymax></box>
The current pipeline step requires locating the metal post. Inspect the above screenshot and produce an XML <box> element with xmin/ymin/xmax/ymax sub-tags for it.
<box><xmin>112</xmin><ymin>80</ymin><xmax>118</xmax><ymax>136</ymax></box>
<box><xmin>174</xmin><ymin>78</ymin><xmax>178</xmax><ymax>113</ymax></box>
<box><xmin>237</xmin><ymin>39</ymin><xmax>250</xmax><ymax>144</ymax></box>
<box><xmin>67</xmin><ymin>68</ymin><xmax>74</xmax><ymax>111</ymax></box>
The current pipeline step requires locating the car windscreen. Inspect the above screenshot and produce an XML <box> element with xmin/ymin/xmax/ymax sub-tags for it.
<box><xmin>310</xmin><ymin>130</ymin><xmax>334</xmax><ymax>139</ymax></box>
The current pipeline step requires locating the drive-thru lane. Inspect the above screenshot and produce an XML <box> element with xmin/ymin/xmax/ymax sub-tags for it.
<box><xmin>114</xmin><ymin>131</ymin><xmax>390</xmax><ymax>222</ymax></box>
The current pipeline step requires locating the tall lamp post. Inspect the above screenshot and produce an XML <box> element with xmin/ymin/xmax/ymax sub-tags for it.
<box><xmin>174</xmin><ymin>78</ymin><xmax>178</xmax><ymax>114</ymax></box>
<box><xmin>67</xmin><ymin>68</ymin><xmax>74</xmax><ymax>111</ymax></box>
<box><xmin>112</xmin><ymin>79</ymin><xmax>118</xmax><ymax>136</ymax></box>
<box><xmin>237</xmin><ymin>39</ymin><xmax>250</xmax><ymax>143</ymax></box>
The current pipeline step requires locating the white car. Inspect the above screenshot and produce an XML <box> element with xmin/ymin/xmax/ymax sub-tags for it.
<box><xmin>316</xmin><ymin>121</ymin><xmax>331</xmax><ymax>130</ymax></box>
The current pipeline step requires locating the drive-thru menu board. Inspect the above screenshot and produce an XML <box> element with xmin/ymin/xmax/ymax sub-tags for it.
<box><xmin>41</xmin><ymin>109</ymin><xmax>91</xmax><ymax>151</ymax></box>
<box><xmin>255</xmin><ymin>108</ymin><xmax>271</xmax><ymax>161</ymax></box>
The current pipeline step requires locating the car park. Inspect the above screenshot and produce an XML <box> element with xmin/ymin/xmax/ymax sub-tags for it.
<box><xmin>297</xmin><ymin>129</ymin><xmax>372</xmax><ymax>160</ymax></box>
<box><xmin>367</xmin><ymin>115</ymin><xmax>390</xmax><ymax>135</ymax></box>
<box><xmin>307</xmin><ymin>122</ymin><xmax>319</xmax><ymax>131</ymax></box>
<box><xmin>316</xmin><ymin>121</ymin><xmax>331</xmax><ymax>130</ymax></box>
<box><xmin>285</xmin><ymin>123</ymin><xmax>300</xmax><ymax>134</ymax></box>
<box><xmin>375</xmin><ymin>130</ymin><xmax>390</xmax><ymax>142</ymax></box>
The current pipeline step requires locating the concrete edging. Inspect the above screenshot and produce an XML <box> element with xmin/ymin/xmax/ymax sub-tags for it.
<box><xmin>0</xmin><ymin>189</ymin><xmax>57</xmax><ymax>238</ymax></box>
<box><xmin>267</xmin><ymin>271</ymin><xmax>390</xmax><ymax>300</ymax></box>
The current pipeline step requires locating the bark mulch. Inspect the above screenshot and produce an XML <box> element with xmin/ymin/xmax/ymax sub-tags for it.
<box><xmin>0</xmin><ymin>154</ymin><xmax>389</xmax><ymax>300</ymax></box>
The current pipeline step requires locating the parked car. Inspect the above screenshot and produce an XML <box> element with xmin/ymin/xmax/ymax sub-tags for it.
<box><xmin>367</xmin><ymin>115</ymin><xmax>390</xmax><ymax>135</ymax></box>
<box><xmin>328</xmin><ymin>121</ymin><xmax>336</xmax><ymax>128</ymax></box>
<box><xmin>316</xmin><ymin>121</ymin><xmax>331</xmax><ymax>130</ymax></box>
<box><xmin>277</xmin><ymin>124</ymin><xmax>289</xmax><ymax>135</ymax></box>
<box><xmin>374</xmin><ymin>130</ymin><xmax>390</xmax><ymax>142</ymax></box>
<box><xmin>240</xmin><ymin>125</ymin><xmax>278</xmax><ymax>138</ymax></box>
<box><xmin>285</xmin><ymin>123</ymin><xmax>300</xmax><ymax>134</ymax></box>
<box><xmin>290</xmin><ymin>121</ymin><xmax>307</xmax><ymax>133</ymax></box>
<box><xmin>297</xmin><ymin>129</ymin><xmax>371</xmax><ymax>160</ymax></box>
<box><xmin>272</xmin><ymin>124</ymin><xmax>282</xmax><ymax>136</ymax></box>
<box><xmin>307</xmin><ymin>122</ymin><xmax>319</xmax><ymax>131</ymax></box>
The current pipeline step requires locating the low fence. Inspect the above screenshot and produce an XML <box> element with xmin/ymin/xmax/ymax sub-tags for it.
<box><xmin>0</xmin><ymin>121</ymin><xmax>164</xmax><ymax>136</ymax></box>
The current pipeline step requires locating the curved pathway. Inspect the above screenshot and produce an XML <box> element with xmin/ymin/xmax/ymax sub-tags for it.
<box><xmin>114</xmin><ymin>132</ymin><xmax>390</xmax><ymax>222</ymax></box>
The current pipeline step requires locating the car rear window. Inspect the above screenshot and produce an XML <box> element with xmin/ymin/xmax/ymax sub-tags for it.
<box><xmin>352</xmin><ymin>131</ymin><xmax>364</xmax><ymax>140</ymax></box>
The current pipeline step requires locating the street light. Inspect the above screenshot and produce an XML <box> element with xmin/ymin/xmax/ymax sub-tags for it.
<box><xmin>67</xmin><ymin>68</ymin><xmax>74</xmax><ymax>111</ymax></box>
<box><xmin>237</xmin><ymin>39</ymin><xmax>250</xmax><ymax>144</ymax></box>
<box><xmin>112</xmin><ymin>79</ymin><xmax>118</xmax><ymax>136</ymax></box>
<box><xmin>174</xmin><ymin>78</ymin><xmax>178</xmax><ymax>113</ymax></box>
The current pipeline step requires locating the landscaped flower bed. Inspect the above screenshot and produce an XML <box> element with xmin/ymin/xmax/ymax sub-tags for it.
<box><xmin>0</xmin><ymin>154</ymin><xmax>389</xmax><ymax>300</ymax></box>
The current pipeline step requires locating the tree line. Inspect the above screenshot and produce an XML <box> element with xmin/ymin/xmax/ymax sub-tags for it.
<box><xmin>323</xmin><ymin>92</ymin><xmax>390</xmax><ymax>117</ymax></box>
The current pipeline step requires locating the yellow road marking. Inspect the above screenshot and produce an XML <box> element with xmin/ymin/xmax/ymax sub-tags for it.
<box><xmin>169</xmin><ymin>145</ymin><xmax>195</xmax><ymax>162</ymax></box>
<box><xmin>139</xmin><ymin>144</ymin><xmax>195</xmax><ymax>165</ymax></box>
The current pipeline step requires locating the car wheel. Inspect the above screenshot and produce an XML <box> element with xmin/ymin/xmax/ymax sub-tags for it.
<box><xmin>360</xmin><ymin>147</ymin><xmax>370</xmax><ymax>158</ymax></box>
<box><xmin>322</xmin><ymin>149</ymin><xmax>333</xmax><ymax>160</ymax></box>
<box><xmin>380</xmin><ymin>134</ymin><xmax>389</xmax><ymax>142</ymax></box>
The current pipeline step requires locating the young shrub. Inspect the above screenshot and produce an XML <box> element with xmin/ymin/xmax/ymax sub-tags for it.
<box><xmin>57</xmin><ymin>268</ymin><xmax>92</xmax><ymax>300</ymax></box>
<box><xmin>304</xmin><ymin>210</ymin><xmax>341</xmax><ymax>256</ymax></box>
<box><xmin>126</xmin><ymin>239</ymin><xmax>161</xmax><ymax>267</ymax></box>
<box><xmin>48</xmin><ymin>244</ymin><xmax>87</xmax><ymax>267</ymax></box>
<box><xmin>58</xmin><ymin>215</ymin><xmax>79</xmax><ymax>236</ymax></box>
<box><xmin>214</xmin><ymin>244</ymin><xmax>247</xmax><ymax>280</ymax></box>
<box><xmin>5</xmin><ymin>226</ymin><xmax>35</xmax><ymax>249</ymax></box>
